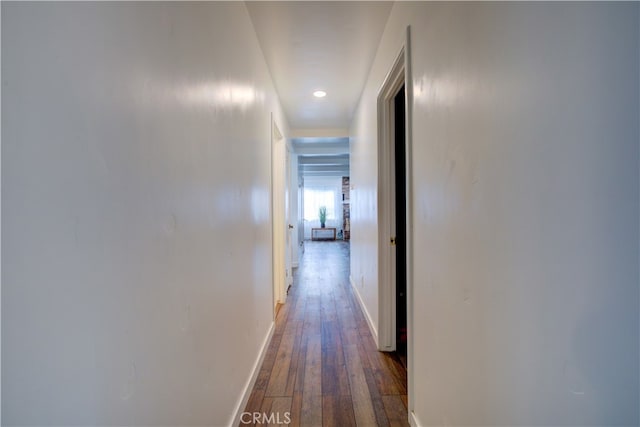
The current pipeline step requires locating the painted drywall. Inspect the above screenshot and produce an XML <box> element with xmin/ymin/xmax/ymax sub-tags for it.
<box><xmin>350</xmin><ymin>2</ymin><xmax>639</xmax><ymax>425</ymax></box>
<box><xmin>2</xmin><ymin>3</ymin><xmax>287</xmax><ymax>425</ymax></box>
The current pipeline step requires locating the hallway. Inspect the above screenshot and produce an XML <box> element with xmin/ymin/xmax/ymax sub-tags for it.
<box><xmin>242</xmin><ymin>241</ymin><xmax>408</xmax><ymax>426</ymax></box>
<box><xmin>3</xmin><ymin>3</ymin><xmax>638</xmax><ymax>425</ymax></box>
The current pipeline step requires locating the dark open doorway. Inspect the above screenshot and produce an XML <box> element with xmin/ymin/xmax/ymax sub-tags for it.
<box><xmin>394</xmin><ymin>84</ymin><xmax>407</xmax><ymax>362</ymax></box>
<box><xmin>376</xmin><ymin>31</ymin><xmax>412</xmax><ymax>419</ymax></box>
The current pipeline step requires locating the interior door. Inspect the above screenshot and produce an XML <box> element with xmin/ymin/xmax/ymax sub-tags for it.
<box><xmin>272</xmin><ymin>118</ymin><xmax>286</xmax><ymax>312</ymax></box>
<box><xmin>285</xmin><ymin>146</ymin><xmax>293</xmax><ymax>289</ymax></box>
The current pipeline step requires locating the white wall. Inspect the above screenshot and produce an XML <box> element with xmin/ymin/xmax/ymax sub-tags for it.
<box><xmin>350</xmin><ymin>2</ymin><xmax>639</xmax><ymax>425</ymax></box>
<box><xmin>2</xmin><ymin>3</ymin><xmax>287</xmax><ymax>425</ymax></box>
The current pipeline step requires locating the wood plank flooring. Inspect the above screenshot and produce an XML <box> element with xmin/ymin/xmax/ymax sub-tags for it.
<box><xmin>241</xmin><ymin>241</ymin><xmax>408</xmax><ymax>427</ymax></box>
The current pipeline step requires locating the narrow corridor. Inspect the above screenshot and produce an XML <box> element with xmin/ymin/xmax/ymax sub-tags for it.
<box><xmin>242</xmin><ymin>241</ymin><xmax>408</xmax><ymax>426</ymax></box>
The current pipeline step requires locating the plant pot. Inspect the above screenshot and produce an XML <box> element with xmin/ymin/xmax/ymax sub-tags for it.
<box><xmin>321</xmin><ymin>223</ymin><xmax>325</xmax><ymax>228</ymax></box>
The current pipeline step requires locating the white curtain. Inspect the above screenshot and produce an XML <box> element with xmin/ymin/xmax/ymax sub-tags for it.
<box><xmin>303</xmin><ymin>189</ymin><xmax>336</xmax><ymax>220</ymax></box>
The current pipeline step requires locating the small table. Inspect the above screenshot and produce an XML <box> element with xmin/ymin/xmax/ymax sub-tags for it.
<box><xmin>311</xmin><ymin>227</ymin><xmax>336</xmax><ymax>241</ymax></box>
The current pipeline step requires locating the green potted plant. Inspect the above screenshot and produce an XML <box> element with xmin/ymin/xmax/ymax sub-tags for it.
<box><xmin>318</xmin><ymin>206</ymin><xmax>327</xmax><ymax>228</ymax></box>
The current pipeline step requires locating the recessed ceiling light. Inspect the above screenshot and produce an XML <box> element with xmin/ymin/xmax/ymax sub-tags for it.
<box><xmin>313</xmin><ymin>90</ymin><xmax>327</xmax><ymax>98</ymax></box>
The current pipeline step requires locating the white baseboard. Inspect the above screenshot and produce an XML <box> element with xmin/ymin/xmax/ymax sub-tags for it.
<box><xmin>229</xmin><ymin>321</ymin><xmax>275</xmax><ymax>427</ymax></box>
<box><xmin>349</xmin><ymin>275</ymin><xmax>378</xmax><ymax>347</ymax></box>
<box><xmin>409</xmin><ymin>410</ymin><xmax>422</xmax><ymax>427</ymax></box>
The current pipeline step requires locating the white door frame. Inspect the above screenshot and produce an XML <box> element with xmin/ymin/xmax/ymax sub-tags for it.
<box><xmin>377</xmin><ymin>25</ymin><xmax>414</xmax><ymax>415</ymax></box>
<box><xmin>271</xmin><ymin>116</ymin><xmax>287</xmax><ymax>317</ymax></box>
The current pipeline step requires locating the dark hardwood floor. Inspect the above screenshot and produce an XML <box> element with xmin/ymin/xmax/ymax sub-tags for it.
<box><xmin>242</xmin><ymin>241</ymin><xmax>408</xmax><ymax>426</ymax></box>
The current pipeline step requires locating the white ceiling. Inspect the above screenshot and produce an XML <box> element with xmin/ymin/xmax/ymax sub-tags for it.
<box><xmin>245</xmin><ymin>1</ymin><xmax>394</xmax><ymax>131</ymax></box>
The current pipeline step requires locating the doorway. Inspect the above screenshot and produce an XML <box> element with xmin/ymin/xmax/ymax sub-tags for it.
<box><xmin>271</xmin><ymin>117</ymin><xmax>289</xmax><ymax>318</ymax></box>
<box><xmin>377</xmin><ymin>44</ymin><xmax>408</xmax><ymax>353</ymax></box>
<box><xmin>377</xmin><ymin>25</ymin><xmax>413</xmax><ymax>420</ymax></box>
<box><xmin>394</xmin><ymin>84</ymin><xmax>407</xmax><ymax>360</ymax></box>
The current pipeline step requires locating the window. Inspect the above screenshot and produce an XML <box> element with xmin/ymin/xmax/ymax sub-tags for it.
<box><xmin>303</xmin><ymin>189</ymin><xmax>336</xmax><ymax>221</ymax></box>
